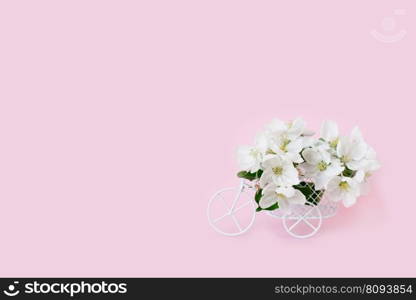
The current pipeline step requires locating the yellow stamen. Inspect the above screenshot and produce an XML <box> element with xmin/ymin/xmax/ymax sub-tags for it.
<box><xmin>279</xmin><ymin>139</ymin><xmax>290</xmax><ymax>152</ymax></box>
<box><xmin>339</xmin><ymin>181</ymin><xmax>349</xmax><ymax>190</ymax></box>
<box><xmin>340</xmin><ymin>155</ymin><xmax>350</xmax><ymax>164</ymax></box>
<box><xmin>272</xmin><ymin>167</ymin><xmax>283</xmax><ymax>176</ymax></box>
<box><xmin>329</xmin><ymin>137</ymin><xmax>339</xmax><ymax>149</ymax></box>
<box><xmin>318</xmin><ymin>161</ymin><xmax>328</xmax><ymax>171</ymax></box>
<box><xmin>266</xmin><ymin>149</ymin><xmax>276</xmax><ymax>155</ymax></box>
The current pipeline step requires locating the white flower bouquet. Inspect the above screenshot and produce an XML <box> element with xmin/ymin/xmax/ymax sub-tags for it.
<box><xmin>237</xmin><ymin>118</ymin><xmax>380</xmax><ymax>213</ymax></box>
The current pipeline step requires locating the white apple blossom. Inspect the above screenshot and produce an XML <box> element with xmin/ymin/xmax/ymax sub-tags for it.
<box><xmin>266</xmin><ymin>117</ymin><xmax>307</xmax><ymax>140</ymax></box>
<box><xmin>361</xmin><ymin>147</ymin><xmax>381</xmax><ymax>176</ymax></box>
<box><xmin>262</xmin><ymin>117</ymin><xmax>313</xmax><ymax>163</ymax></box>
<box><xmin>236</xmin><ymin>131</ymin><xmax>270</xmax><ymax>173</ymax></box>
<box><xmin>350</xmin><ymin>126</ymin><xmax>365</xmax><ymax>144</ymax></box>
<box><xmin>354</xmin><ymin>146</ymin><xmax>381</xmax><ymax>195</ymax></box>
<box><xmin>236</xmin><ymin>118</ymin><xmax>379</xmax><ymax>212</ymax></box>
<box><xmin>286</xmin><ymin>117</ymin><xmax>308</xmax><ymax>139</ymax></box>
<box><xmin>266</xmin><ymin>135</ymin><xmax>304</xmax><ymax>163</ymax></box>
<box><xmin>237</xmin><ymin>146</ymin><xmax>262</xmax><ymax>173</ymax></box>
<box><xmin>255</xmin><ymin>131</ymin><xmax>269</xmax><ymax>153</ymax></box>
<box><xmin>327</xmin><ymin>176</ymin><xmax>361</xmax><ymax>207</ymax></box>
<box><xmin>301</xmin><ymin>147</ymin><xmax>344</xmax><ymax>190</ymax></box>
<box><xmin>320</xmin><ymin>120</ymin><xmax>340</xmax><ymax>149</ymax></box>
<box><xmin>336</xmin><ymin>134</ymin><xmax>367</xmax><ymax>170</ymax></box>
<box><xmin>259</xmin><ymin>183</ymin><xmax>306</xmax><ymax>211</ymax></box>
<box><xmin>259</xmin><ymin>156</ymin><xmax>299</xmax><ymax>188</ymax></box>
<box><xmin>347</xmin><ymin>128</ymin><xmax>380</xmax><ymax>179</ymax></box>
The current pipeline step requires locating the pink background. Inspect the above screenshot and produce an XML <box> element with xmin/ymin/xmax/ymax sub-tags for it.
<box><xmin>0</xmin><ymin>1</ymin><xmax>415</xmax><ymax>277</ymax></box>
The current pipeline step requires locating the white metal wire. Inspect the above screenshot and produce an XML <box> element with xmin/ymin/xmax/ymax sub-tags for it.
<box><xmin>267</xmin><ymin>191</ymin><xmax>338</xmax><ymax>220</ymax></box>
<box><xmin>282</xmin><ymin>204</ymin><xmax>322</xmax><ymax>238</ymax></box>
<box><xmin>207</xmin><ymin>180</ymin><xmax>256</xmax><ymax>236</ymax></box>
<box><xmin>208</xmin><ymin>178</ymin><xmax>338</xmax><ymax>238</ymax></box>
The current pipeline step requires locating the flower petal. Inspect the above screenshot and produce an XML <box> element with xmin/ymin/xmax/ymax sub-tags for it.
<box><xmin>327</xmin><ymin>176</ymin><xmax>341</xmax><ymax>192</ymax></box>
<box><xmin>320</xmin><ymin>120</ymin><xmax>338</xmax><ymax>141</ymax></box>
<box><xmin>287</xmin><ymin>117</ymin><xmax>306</xmax><ymax>139</ymax></box>
<box><xmin>346</xmin><ymin>159</ymin><xmax>367</xmax><ymax>170</ymax></box>
<box><xmin>350</xmin><ymin>126</ymin><xmax>364</xmax><ymax>144</ymax></box>
<box><xmin>314</xmin><ymin>173</ymin><xmax>331</xmax><ymax>190</ymax></box>
<box><xmin>350</xmin><ymin>142</ymin><xmax>367</xmax><ymax>161</ymax></box>
<box><xmin>289</xmin><ymin>189</ymin><xmax>306</xmax><ymax>205</ymax></box>
<box><xmin>276</xmin><ymin>186</ymin><xmax>295</xmax><ymax>197</ymax></box>
<box><xmin>288</xmin><ymin>152</ymin><xmax>304</xmax><ymax>164</ymax></box>
<box><xmin>266</xmin><ymin>118</ymin><xmax>287</xmax><ymax>133</ymax></box>
<box><xmin>354</xmin><ymin>170</ymin><xmax>365</xmax><ymax>183</ymax></box>
<box><xmin>300</xmin><ymin>162</ymin><xmax>318</xmax><ymax>177</ymax></box>
<box><xmin>302</xmin><ymin>148</ymin><xmax>321</xmax><ymax>165</ymax></box>
<box><xmin>259</xmin><ymin>194</ymin><xmax>277</xmax><ymax>209</ymax></box>
<box><xmin>336</xmin><ymin>136</ymin><xmax>350</xmax><ymax>157</ymax></box>
<box><xmin>326</xmin><ymin>159</ymin><xmax>344</xmax><ymax>176</ymax></box>
<box><xmin>302</xmin><ymin>129</ymin><xmax>315</xmax><ymax>136</ymax></box>
<box><xmin>259</xmin><ymin>169</ymin><xmax>273</xmax><ymax>188</ymax></box>
<box><xmin>277</xmin><ymin>197</ymin><xmax>290</xmax><ymax>212</ymax></box>
<box><xmin>236</xmin><ymin>146</ymin><xmax>254</xmax><ymax>171</ymax></box>
<box><xmin>282</xmin><ymin>167</ymin><xmax>300</xmax><ymax>185</ymax></box>
<box><xmin>286</xmin><ymin>138</ymin><xmax>303</xmax><ymax>153</ymax></box>
<box><xmin>255</xmin><ymin>131</ymin><xmax>269</xmax><ymax>152</ymax></box>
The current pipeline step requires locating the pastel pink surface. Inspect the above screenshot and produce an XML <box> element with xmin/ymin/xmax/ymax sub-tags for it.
<box><xmin>0</xmin><ymin>1</ymin><xmax>415</xmax><ymax>276</ymax></box>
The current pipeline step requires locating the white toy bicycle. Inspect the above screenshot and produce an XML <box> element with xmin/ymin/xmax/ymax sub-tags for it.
<box><xmin>207</xmin><ymin>118</ymin><xmax>379</xmax><ymax>239</ymax></box>
<box><xmin>207</xmin><ymin>178</ymin><xmax>338</xmax><ymax>239</ymax></box>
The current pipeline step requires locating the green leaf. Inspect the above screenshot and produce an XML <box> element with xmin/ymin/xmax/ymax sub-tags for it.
<box><xmin>256</xmin><ymin>202</ymin><xmax>278</xmax><ymax>212</ymax></box>
<box><xmin>254</xmin><ymin>188</ymin><xmax>263</xmax><ymax>204</ymax></box>
<box><xmin>293</xmin><ymin>181</ymin><xmax>324</xmax><ymax>206</ymax></box>
<box><xmin>342</xmin><ymin>167</ymin><xmax>356</xmax><ymax>178</ymax></box>
<box><xmin>236</xmin><ymin>169</ymin><xmax>263</xmax><ymax>181</ymax></box>
<box><xmin>256</xmin><ymin>169</ymin><xmax>263</xmax><ymax>178</ymax></box>
<box><xmin>263</xmin><ymin>203</ymin><xmax>279</xmax><ymax>211</ymax></box>
<box><xmin>237</xmin><ymin>171</ymin><xmax>253</xmax><ymax>180</ymax></box>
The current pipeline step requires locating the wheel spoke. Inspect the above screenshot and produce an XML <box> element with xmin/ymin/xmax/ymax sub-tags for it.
<box><xmin>229</xmin><ymin>188</ymin><xmax>243</xmax><ymax>211</ymax></box>
<box><xmin>219</xmin><ymin>194</ymin><xmax>231</xmax><ymax>212</ymax></box>
<box><xmin>231</xmin><ymin>214</ymin><xmax>242</xmax><ymax>232</ymax></box>
<box><xmin>212</xmin><ymin>212</ymin><xmax>230</xmax><ymax>223</ymax></box>
<box><xmin>233</xmin><ymin>201</ymin><xmax>251</xmax><ymax>213</ymax></box>
<box><xmin>208</xmin><ymin>187</ymin><xmax>257</xmax><ymax>236</ymax></box>
<box><xmin>282</xmin><ymin>205</ymin><xmax>322</xmax><ymax>238</ymax></box>
<box><xmin>288</xmin><ymin>217</ymin><xmax>303</xmax><ymax>231</ymax></box>
<box><xmin>302</xmin><ymin>218</ymin><xmax>317</xmax><ymax>230</ymax></box>
<box><xmin>288</xmin><ymin>207</ymin><xmax>317</xmax><ymax>231</ymax></box>
<box><xmin>211</xmin><ymin>201</ymin><xmax>252</xmax><ymax>224</ymax></box>
<box><xmin>302</xmin><ymin>206</ymin><xmax>316</xmax><ymax>219</ymax></box>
